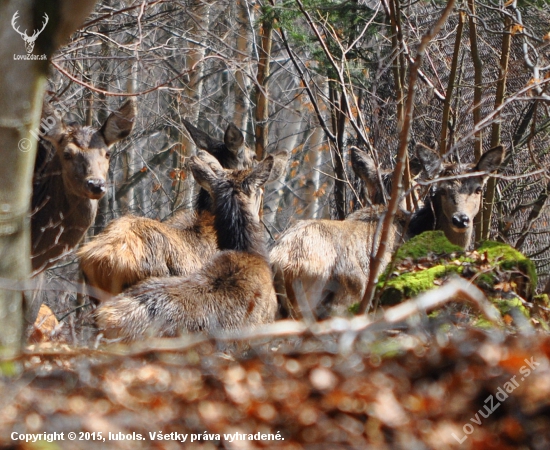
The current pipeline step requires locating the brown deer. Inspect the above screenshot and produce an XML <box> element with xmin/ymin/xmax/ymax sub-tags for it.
<box><xmin>409</xmin><ymin>145</ymin><xmax>505</xmax><ymax>249</ymax></box>
<box><xmin>78</xmin><ymin>120</ymin><xmax>288</xmax><ymax>299</ymax></box>
<box><xmin>32</xmin><ymin>98</ymin><xmax>137</xmax><ymax>274</ymax></box>
<box><xmin>271</xmin><ymin>146</ymin><xmax>407</xmax><ymax>319</ymax></box>
<box><xmin>95</xmin><ymin>151</ymin><xmax>278</xmax><ymax>340</ymax></box>
<box><xmin>271</xmin><ymin>145</ymin><xmax>504</xmax><ymax>319</ymax></box>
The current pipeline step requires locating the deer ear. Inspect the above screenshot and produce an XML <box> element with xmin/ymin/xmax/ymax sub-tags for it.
<box><xmin>182</xmin><ymin>119</ymin><xmax>221</xmax><ymax>151</ymax></box>
<box><xmin>40</xmin><ymin>101</ymin><xmax>66</xmax><ymax>147</ymax></box>
<box><xmin>247</xmin><ymin>156</ymin><xmax>274</xmax><ymax>190</ymax></box>
<box><xmin>350</xmin><ymin>146</ymin><xmax>377</xmax><ymax>183</ymax></box>
<box><xmin>189</xmin><ymin>153</ymin><xmax>221</xmax><ymax>194</ymax></box>
<box><xmin>224</xmin><ymin>123</ymin><xmax>245</xmax><ymax>153</ymax></box>
<box><xmin>100</xmin><ymin>98</ymin><xmax>137</xmax><ymax>146</ymax></box>
<box><xmin>475</xmin><ymin>145</ymin><xmax>505</xmax><ymax>175</ymax></box>
<box><xmin>417</xmin><ymin>145</ymin><xmax>443</xmax><ymax>178</ymax></box>
<box><xmin>267</xmin><ymin>150</ymin><xmax>289</xmax><ymax>182</ymax></box>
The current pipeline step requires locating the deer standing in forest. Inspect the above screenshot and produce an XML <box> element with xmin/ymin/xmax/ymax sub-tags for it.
<box><xmin>32</xmin><ymin>98</ymin><xmax>136</xmax><ymax>274</ymax></box>
<box><xmin>271</xmin><ymin>145</ymin><xmax>504</xmax><ymax>319</ymax></box>
<box><xmin>78</xmin><ymin>120</ymin><xmax>287</xmax><ymax>299</ymax></box>
<box><xmin>95</xmin><ymin>151</ymin><xmax>278</xmax><ymax>340</ymax></box>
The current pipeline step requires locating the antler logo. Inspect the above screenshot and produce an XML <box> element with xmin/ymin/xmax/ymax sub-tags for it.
<box><xmin>11</xmin><ymin>11</ymin><xmax>49</xmax><ymax>54</ymax></box>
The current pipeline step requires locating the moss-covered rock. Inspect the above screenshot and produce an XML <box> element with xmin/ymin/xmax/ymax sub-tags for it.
<box><xmin>378</xmin><ymin>231</ymin><xmax>537</xmax><ymax>308</ymax></box>
<box><xmin>393</xmin><ymin>230</ymin><xmax>463</xmax><ymax>261</ymax></box>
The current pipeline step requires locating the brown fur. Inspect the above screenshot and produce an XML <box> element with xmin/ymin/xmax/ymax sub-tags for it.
<box><xmin>271</xmin><ymin>206</ymin><xmax>406</xmax><ymax>319</ymax></box>
<box><xmin>271</xmin><ymin>147</ymin><xmax>407</xmax><ymax>319</ymax></box>
<box><xmin>78</xmin><ymin>119</ymin><xmax>288</xmax><ymax>299</ymax></box>
<box><xmin>271</xmin><ymin>146</ymin><xmax>504</xmax><ymax>319</ymax></box>
<box><xmin>409</xmin><ymin>145</ymin><xmax>505</xmax><ymax>249</ymax></box>
<box><xmin>78</xmin><ymin>211</ymin><xmax>217</xmax><ymax>297</ymax></box>
<box><xmin>95</xmin><ymin>152</ymin><xmax>277</xmax><ymax>340</ymax></box>
<box><xmin>32</xmin><ymin>98</ymin><xmax>136</xmax><ymax>273</ymax></box>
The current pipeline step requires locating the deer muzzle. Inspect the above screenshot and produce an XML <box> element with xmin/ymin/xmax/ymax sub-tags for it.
<box><xmin>451</xmin><ymin>213</ymin><xmax>470</xmax><ymax>231</ymax></box>
<box><xmin>86</xmin><ymin>178</ymin><xmax>106</xmax><ymax>198</ymax></box>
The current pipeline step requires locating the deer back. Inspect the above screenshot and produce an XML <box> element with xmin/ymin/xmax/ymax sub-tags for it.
<box><xmin>95</xmin><ymin>152</ymin><xmax>280</xmax><ymax>340</ymax></box>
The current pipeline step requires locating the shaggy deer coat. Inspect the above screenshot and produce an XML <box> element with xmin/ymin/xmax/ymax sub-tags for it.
<box><xmin>272</xmin><ymin>145</ymin><xmax>504</xmax><ymax>319</ymax></box>
<box><xmin>78</xmin><ymin>122</ymin><xmax>287</xmax><ymax>298</ymax></box>
<box><xmin>271</xmin><ymin>147</ymin><xmax>406</xmax><ymax>319</ymax></box>
<box><xmin>95</xmin><ymin>151</ymin><xmax>277</xmax><ymax>339</ymax></box>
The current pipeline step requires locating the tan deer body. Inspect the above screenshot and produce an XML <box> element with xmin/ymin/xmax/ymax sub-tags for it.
<box><xmin>96</xmin><ymin>152</ymin><xmax>277</xmax><ymax>340</ymax></box>
<box><xmin>271</xmin><ymin>205</ymin><xmax>405</xmax><ymax>318</ymax></box>
<box><xmin>32</xmin><ymin>99</ymin><xmax>136</xmax><ymax>273</ymax></box>
<box><xmin>78</xmin><ymin>121</ymin><xmax>287</xmax><ymax>299</ymax></box>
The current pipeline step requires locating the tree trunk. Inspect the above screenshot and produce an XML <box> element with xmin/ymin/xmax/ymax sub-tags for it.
<box><xmin>468</xmin><ymin>0</ymin><xmax>485</xmax><ymax>241</ymax></box>
<box><xmin>482</xmin><ymin>13</ymin><xmax>512</xmax><ymax>240</ymax></box>
<box><xmin>0</xmin><ymin>0</ymin><xmax>97</xmax><ymax>358</ymax></box>
<box><xmin>255</xmin><ymin>17</ymin><xmax>273</xmax><ymax>161</ymax></box>
<box><xmin>178</xmin><ymin>0</ymin><xmax>211</xmax><ymax>209</ymax></box>
<box><xmin>233</xmin><ymin>0</ymin><xmax>253</xmax><ymax>131</ymax></box>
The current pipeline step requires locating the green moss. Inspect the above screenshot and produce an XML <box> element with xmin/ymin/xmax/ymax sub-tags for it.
<box><xmin>0</xmin><ymin>360</ymin><xmax>20</xmax><ymax>378</ymax></box>
<box><xmin>473</xmin><ymin>317</ymin><xmax>497</xmax><ymax>329</ymax></box>
<box><xmin>534</xmin><ymin>294</ymin><xmax>550</xmax><ymax>306</ymax></box>
<box><xmin>394</xmin><ymin>231</ymin><xmax>463</xmax><ymax>262</ymax></box>
<box><xmin>348</xmin><ymin>303</ymin><xmax>360</xmax><ymax>315</ymax></box>
<box><xmin>379</xmin><ymin>235</ymin><xmax>536</xmax><ymax>307</ymax></box>
<box><xmin>494</xmin><ymin>297</ymin><xmax>530</xmax><ymax>318</ymax></box>
<box><xmin>380</xmin><ymin>264</ymin><xmax>462</xmax><ymax>305</ymax></box>
<box><xmin>478</xmin><ymin>240</ymin><xmax>537</xmax><ymax>296</ymax></box>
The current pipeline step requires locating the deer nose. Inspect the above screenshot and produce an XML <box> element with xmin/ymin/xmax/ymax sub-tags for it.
<box><xmin>452</xmin><ymin>213</ymin><xmax>470</xmax><ymax>229</ymax></box>
<box><xmin>87</xmin><ymin>179</ymin><xmax>106</xmax><ymax>195</ymax></box>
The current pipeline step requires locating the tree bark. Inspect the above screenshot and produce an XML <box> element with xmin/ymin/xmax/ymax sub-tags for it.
<box><xmin>482</xmin><ymin>12</ymin><xmax>512</xmax><ymax>240</ymax></box>
<box><xmin>468</xmin><ymin>0</ymin><xmax>485</xmax><ymax>241</ymax></box>
<box><xmin>0</xmin><ymin>0</ymin><xmax>98</xmax><ymax>358</ymax></box>
<box><xmin>255</xmin><ymin>17</ymin><xmax>273</xmax><ymax>161</ymax></box>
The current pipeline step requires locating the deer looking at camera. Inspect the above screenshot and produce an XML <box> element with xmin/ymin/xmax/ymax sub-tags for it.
<box><xmin>272</xmin><ymin>145</ymin><xmax>504</xmax><ymax>319</ymax></box>
<box><xmin>78</xmin><ymin>120</ymin><xmax>288</xmax><ymax>299</ymax></box>
<box><xmin>96</xmin><ymin>151</ymin><xmax>278</xmax><ymax>340</ymax></box>
<box><xmin>409</xmin><ymin>145</ymin><xmax>504</xmax><ymax>249</ymax></box>
<box><xmin>32</xmin><ymin>98</ymin><xmax>136</xmax><ymax>274</ymax></box>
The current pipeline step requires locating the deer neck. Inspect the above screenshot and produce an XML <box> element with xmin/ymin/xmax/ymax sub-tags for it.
<box><xmin>212</xmin><ymin>189</ymin><xmax>266</xmax><ymax>258</ymax></box>
<box><xmin>194</xmin><ymin>188</ymin><xmax>214</xmax><ymax>213</ymax></box>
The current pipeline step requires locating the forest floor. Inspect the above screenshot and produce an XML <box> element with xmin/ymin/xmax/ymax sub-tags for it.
<box><xmin>2</xmin><ymin>233</ymin><xmax>550</xmax><ymax>450</ymax></box>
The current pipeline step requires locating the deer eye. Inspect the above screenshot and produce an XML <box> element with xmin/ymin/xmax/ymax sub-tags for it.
<box><xmin>475</xmin><ymin>186</ymin><xmax>483</xmax><ymax>194</ymax></box>
<box><xmin>105</xmin><ymin>151</ymin><xmax>112</xmax><ymax>160</ymax></box>
<box><xmin>63</xmin><ymin>151</ymin><xmax>74</xmax><ymax>161</ymax></box>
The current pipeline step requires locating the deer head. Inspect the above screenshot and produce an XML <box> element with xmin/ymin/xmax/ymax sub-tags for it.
<box><xmin>12</xmin><ymin>11</ymin><xmax>49</xmax><ymax>54</ymax></box>
<box><xmin>416</xmin><ymin>145</ymin><xmax>505</xmax><ymax>246</ymax></box>
<box><xmin>41</xmin><ymin>99</ymin><xmax>137</xmax><ymax>200</ymax></box>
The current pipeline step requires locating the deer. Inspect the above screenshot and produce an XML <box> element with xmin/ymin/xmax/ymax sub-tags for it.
<box><xmin>77</xmin><ymin>120</ymin><xmax>288</xmax><ymax>299</ymax></box>
<box><xmin>271</xmin><ymin>145</ymin><xmax>505</xmax><ymax>319</ymax></box>
<box><xmin>32</xmin><ymin>98</ymin><xmax>136</xmax><ymax>274</ymax></box>
<box><xmin>408</xmin><ymin>145</ymin><xmax>504</xmax><ymax>249</ymax></box>
<box><xmin>95</xmin><ymin>150</ymin><xmax>278</xmax><ymax>340</ymax></box>
<box><xmin>271</xmin><ymin>146</ymin><xmax>407</xmax><ymax>319</ymax></box>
